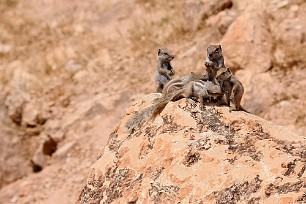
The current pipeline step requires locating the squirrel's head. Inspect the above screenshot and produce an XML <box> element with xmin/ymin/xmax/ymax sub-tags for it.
<box><xmin>158</xmin><ymin>48</ymin><xmax>174</xmax><ymax>61</ymax></box>
<box><xmin>216</xmin><ymin>67</ymin><xmax>232</xmax><ymax>81</ymax></box>
<box><xmin>207</xmin><ymin>44</ymin><xmax>222</xmax><ymax>59</ymax></box>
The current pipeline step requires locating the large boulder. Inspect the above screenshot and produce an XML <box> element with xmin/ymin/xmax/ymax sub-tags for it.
<box><xmin>220</xmin><ymin>1</ymin><xmax>273</xmax><ymax>73</ymax></box>
<box><xmin>79</xmin><ymin>94</ymin><xmax>306</xmax><ymax>203</ymax></box>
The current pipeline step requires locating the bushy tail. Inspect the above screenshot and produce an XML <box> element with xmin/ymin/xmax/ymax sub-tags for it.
<box><xmin>125</xmin><ymin>89</ymin><xmax>184</xmax><ymax>133</ymax></box>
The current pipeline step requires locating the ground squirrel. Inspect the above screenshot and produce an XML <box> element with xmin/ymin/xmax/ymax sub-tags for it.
<box><xmin>162</xmin><ymin>72</ymin><xmax>208</xmax><ymax>96</ymax></box>
<box><xmin>181</xmin><ymin>80</ymin><xmax>223</xmax><ymax>110</ymax></box>
<box><xmin>126</xmin><ymin>78</ymin><xmax>223</xmax><ymax>132</ymax></box>
<box><xmin>155</xmin><ymin>48</ymin><xmax>176</xmax><ymax>93</ymax></box>
<box><xmin>216</xmin><ymin>67</ymin><xmax>249</xmax><ymax>112</ymax></box>
<box><xmin>205</xmin><ymin>45</ymin><xmax>225</xmax><ymax>84</ymax></box>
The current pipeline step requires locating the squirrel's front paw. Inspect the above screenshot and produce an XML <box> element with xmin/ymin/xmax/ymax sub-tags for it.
<box><xmin>205</xmin><ymin>61</ymin><xmax>213</xmax><ymax>67</ymax></box>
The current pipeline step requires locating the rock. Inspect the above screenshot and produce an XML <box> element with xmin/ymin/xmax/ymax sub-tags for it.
<box><xmin>237</xmin><ymin>67</ymin><xmax>306</xmax><ymax>135</ymax></box>
<box><xmin>220</xmin><ymin>5</ymin><xmax>272</xmax><ymax>72</ymax></box>
<box><xmin>65</xmin><ymin>59</ymin><xmax>82</xmax><ymax>73</ymax></box>
<box><xmin>21</xmin><ymin>100</ymin><xmax>49</xmax><ymax>127</ymax></box>
<box><xmin>4</xmin><ymin>92</ymin><xmax>30</xmax><ymax>125</ymax></box>
<box><xmin>0</xmin><ymin>44</ymin><xmax>12</xmax><ymax>54</ymax></box>
<box><xmin>235</xmin><ymin>70</ymin><xmax>279</xmax><ymax>114</ymax></box>
<box><xmin>31</xmin><ymin>136</ymin><xmax>57</xmax><ymax>171</ymax></box>
<box><xmin>199</xmin><ymin>0</ymin><xmax>233</xmax><ymax>20</ymax></box>
<box><xmin>45</xmin><ymin>46</ymin><xmax>77</xmax><ymax>72</ymax></box>
<box><xmin>97</xmin><ymin>49</ymin><xmax>112</xmax><ymax>67</ymax></box>
<box><xmin>267</xmin><ymin>2</ymin><xmax>306</xmax><ymax>71</ymax></box>
<box><xmin>273</xmin><ymin>18</ymin><xmax>305</xmax><ymax>45</ymax></box>
<box><xmin>80</xmin><ymin>94</ymin><xmax>306</xmax><ymax>203</ymax></box>
<box><xmin>178</xmin><ymin>0</ymin><xmax>233</xmax><ymax>31</ymax></box>
<box><xmin>53</xmin><ymin>142</ymin><xmax>76</xmax><ymax>159</ymax></box>
<box><xmin>206</xmin><ymin>9</ymin><xmax>238</xmax><ymax>35</ymax></box>
<box><xmin>73</xmin><ymin>70</ymin><xmax>89</xmax><ymax>83</ymax></box>
<box><xmin>48</xmin><ymin>131</ymin><xmax>65</xmax><ymax>143</ymax></box>
<box><xmin>31</xmin><ymin>148</ymin><xmax>48</xmax><ymax>171</ymax></box>
<box><xmin>271</xmin><ymin>0</ymin><xmax>289</xmax><ymax>10</ymax></box>
<box><xmin>22</xmin><ymin>102</ymin><xmax>40</xmax><ymax>127</ymax></box>
<box><xmin>274</xmin><ymin>47</ymin><xmax>286</xmax><ymax>65</ymax></box>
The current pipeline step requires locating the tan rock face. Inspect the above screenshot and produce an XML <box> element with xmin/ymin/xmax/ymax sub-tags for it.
<box><xmin>221</xmin><ymin>8</ymin><xmax>272</xmax><ymax>73</ymax></box>
<box><xmin>80</xmin><ymin>94</ymin><xmax>306</xmax><ymax>203</ymax></box>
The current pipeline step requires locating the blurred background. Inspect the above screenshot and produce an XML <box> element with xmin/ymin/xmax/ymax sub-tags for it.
<box><xmin>0</xmin><ymin>0</ymin><xmax>305</xmax><ymax>203</ymax></box>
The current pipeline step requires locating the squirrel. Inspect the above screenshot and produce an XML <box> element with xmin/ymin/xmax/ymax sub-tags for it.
<box><xmin>204</xmin><ymin>44</ymin><xmax>225</xmax><ymax>84</ymax></box>
<box><xmin>155</xmin><ymin>48</ymin><xmax>176</xmax><ymax>93</ymax></box>
<box><xmin>125</xmin><ymin>78</ymin><xmax>223</xmax><ymax>133</ymax></box>
<box><xmin>181</xmin><ymin>80</ymin><xmax>223</xmax><ymax>110</ymax></box>
<box><xmin>216</xmin><ymin>67</ymin><xmax>249</xmax><ymax>113</ymax></box>
<box><xmin>162</xmin><ymin>72</ymin><xmax>208</xmax><ymax>96</ymax></box>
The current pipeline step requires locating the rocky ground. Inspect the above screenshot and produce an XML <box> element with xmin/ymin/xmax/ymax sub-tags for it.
<box><xmin>0</xmin><ymin>0</ymin><xmax>305</xmax><ymax>203</ymax></box>
<box><xmin>80</xmin><ymin>94</ymin><xmax>306</xmax><ymax>203</ymax></box>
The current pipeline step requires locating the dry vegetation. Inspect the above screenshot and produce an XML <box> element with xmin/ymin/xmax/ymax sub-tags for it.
<box><xmin>129</xmin><ymin>0</ymin><xmax>201</xmax><ymax>55</ymax></box>
<box><xmin>0</xmin><ymin>0</ymin><xmax>18</xmax><ymax>7</ymax></box>
<box><xmin>0</xmin><ymin>2</ymin><xmax>117</xmax><ymax>104</ymax></box>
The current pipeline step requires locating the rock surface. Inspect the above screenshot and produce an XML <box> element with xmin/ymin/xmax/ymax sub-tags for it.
<box><xmin>80</xmin><ymin>94</ymin><xmax>306</xmax><ymax>203</ymax></box>
<box><xmin>221</xmin><ymin>2</ymin><xmax>272</xmax><ymax>73</ymax></box>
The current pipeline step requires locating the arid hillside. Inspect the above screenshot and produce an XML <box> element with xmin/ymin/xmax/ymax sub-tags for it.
<box><xmin>0</xmin><ymin>0</ymin><xmax>305</xmax><ymax>203</ymax></box>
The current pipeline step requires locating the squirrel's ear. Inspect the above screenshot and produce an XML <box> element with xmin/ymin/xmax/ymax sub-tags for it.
<box><xmin>227</xmin><ymin>67</ymin><xmax>231</xmax><ymax>72</ymax></box>
<box><xmin>158</xmin><ymin>48</ymin><xmax>161</xmax><ymax>55</ymax></box>
<box><xmin>219</xmin><ymin>45</ymin><xmax>222</xmax><ymax>50</ymax></box>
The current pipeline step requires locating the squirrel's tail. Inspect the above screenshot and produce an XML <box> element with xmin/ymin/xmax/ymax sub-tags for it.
<box><xmin>125</xmin><ymin>89</ymin><xmax>184</xmax><ymax>133</ymax></box>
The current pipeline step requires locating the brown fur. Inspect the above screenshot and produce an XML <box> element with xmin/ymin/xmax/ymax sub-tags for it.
<box><xmin>162</xmin><ymin>72</ymin><xmax>208</xmax><ymax>95</ymax></box>
<box><xmin>205</xmin><ymin>45</ymin><xmax>225</xmax><ymax>84</ymax></box>
<box><xmin>155</xmin><ymin>48</ymin><xmax>176</xmax><ymax>93</ymax></box>
<box><xmin>216</xmin><ymin>67</ymin><xmax>249</xmax><ymax>113</ymax></box>
<box><xmin>181</xmin><ymin>80</ymin><xmax>223</xmax><ymax>110</ymax></box>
